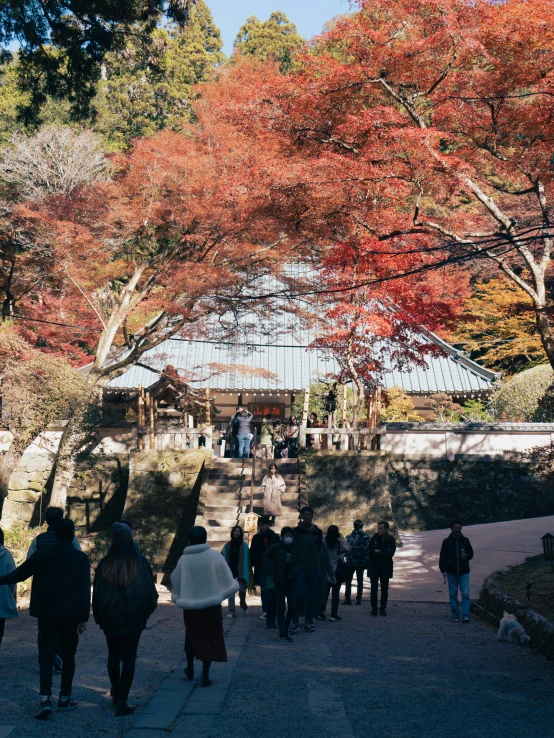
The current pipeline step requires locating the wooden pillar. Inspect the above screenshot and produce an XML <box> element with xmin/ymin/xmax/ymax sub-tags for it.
<box><xmin>341</xmin><ymin>384</ymin><xmax>348</xmax><ymax>427</ymax></box>
<box><xmin>204</xmin><ymin>387</ymin><xmax>213</xmax><ymax>452</ymax></box>
<box><xmin>299</xmin><ymin>386</ymin><xmax>310</xmax><ymax>449</ymax></box>
<box><xmin>137</xmin><ymin>384</ymin><xmax>145</xmax><ymax>450</ymax></box>
<box><xmin>146</xmin><ymin>392</ymin><xmax>155</xmax><ymax>450</ymax></box>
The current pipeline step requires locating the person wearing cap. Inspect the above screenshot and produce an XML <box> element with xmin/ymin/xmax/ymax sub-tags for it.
<box><xmin>171</xmin><ymin>526</ymin><xmax>239</xmax><ymax>687</ymax></box>
<box><xmin>0</xmin><ymin>518</ymin><xmax>90</xmax><ymax>720</ymax></box>
<box><xmin>93</xmin><ymin>522</ymin><xmax>158</xmax><ymax>717</ymax></box>
<box><xmin>343</xmin><ymin>520</ymin><xmax>370</xmax><ymax>605</ymax></box>
<box><xmin>26</xmin><ymin>507</ymin><xmax>82</xmax><ymax>558</ymax></box>
<box><xmin>250</xmin><ymin>516</ymin><xmax>279</xmax><ymax>620</ymax></box>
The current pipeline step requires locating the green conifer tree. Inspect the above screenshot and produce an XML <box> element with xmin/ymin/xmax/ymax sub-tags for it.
<box><xmin>234</xmin><ymin>11</ymin><xmax>304</xmax><ymax>72</ymax></box>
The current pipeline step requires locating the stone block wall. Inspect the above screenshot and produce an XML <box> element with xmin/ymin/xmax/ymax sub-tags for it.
<box><xmin>66</xmin><ymin>455</ymin><xmax>129</xmax><ymax>531</ymax></box>
<box><xmin>1</xmin><ymin>453</ymin><xmax>54</xmax><ymax>527</ymax></box>
<box><xmin>305</xmin><ymin>452</ymin><xmax>554</xmax><ymax>532</ymax></box>
<box><xmin>123</xmin><ymin>449</ymin><xmax>211</xmax><ymax>574</ymax></box>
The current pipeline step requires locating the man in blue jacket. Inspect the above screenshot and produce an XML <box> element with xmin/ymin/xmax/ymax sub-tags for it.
<box><xmin>439</xmin><ymin>520</ymin><xmax>474</xmax><ymax>623</ymax></box>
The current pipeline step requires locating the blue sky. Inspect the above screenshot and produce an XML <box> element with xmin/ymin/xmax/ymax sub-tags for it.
<box><xmin>207</xmin><ymin>0</ymin><xmax>352</xmax><ymax>55</ymax></box>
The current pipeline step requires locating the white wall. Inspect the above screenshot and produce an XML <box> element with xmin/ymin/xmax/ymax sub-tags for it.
<box><xmin>381</xmin><ymin>423</ymin><xmax>554</xmax><ymax>459</ymax></box>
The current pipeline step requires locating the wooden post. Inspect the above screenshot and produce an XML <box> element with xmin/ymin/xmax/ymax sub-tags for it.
<box><xmin>341</xmin><ymin>384</ymin><xmax>348</xmax><ymax>427</ymax></box>
<box><xmin>146</xmin><ymin>392</ymin><xmax>154</xmax><ymax>450</ymax></box>
<box><xmin>204</xmin><ymin>388</ymin><xmax>212</xmax><ymax>452</ymax></box>
<box><xmin>153</xmin><ymin>399</ymin><xmax>158</xmax><ymax>450</ymax></box>
<box><xmin>299</xmin><ymin>386</ymin><xmax>310</xmax><ymax>449</ymax></box>
<box><xmin>137</xmin><ymin>384</ymin><xmax>145</xmax><ymax>450</ymax></box>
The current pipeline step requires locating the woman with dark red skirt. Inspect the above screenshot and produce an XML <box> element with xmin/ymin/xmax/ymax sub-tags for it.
<box><xmin>170</xmin><ymin>526</ymin><xmax>239</xmax><ymax>687</ymax></box>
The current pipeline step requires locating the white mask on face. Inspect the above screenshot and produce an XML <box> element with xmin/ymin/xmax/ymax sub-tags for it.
<box><xmin>283</xmin><ymin>536</ymin><xmax>293</xmax><ymax>546</ymax></box>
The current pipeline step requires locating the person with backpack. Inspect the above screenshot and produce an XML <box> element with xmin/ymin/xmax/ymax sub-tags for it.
<box><xmin>317</xmin><ymin>526</ymin><xmax>349</xmax><ymax>622</ymax></box>
<box><xmin>0</xmin><ymin>527</ymin><xmax>18</xmax><ymax>646</ymax></box>
<box><xmin>368</xmin><ymin>521</ymin><xmax>397</xmax><ymax>617</ymax></box>
<box><xmin>263</xmin><ymin>526</ymin><xmax>301</xmax><ymax>642</ymax></box>
<box><xmin>26</xmin><ymin>507</ymin><xmax>81</xmax><ymax>558</ymax></box>
<box><xmin>92</xmin><ymin>522</ymin><xmax>158</xmax><ymax>717</ymax></box>
<box><xmin>343</xmin><ymin>520</ymin><xmax>370</xmax><ymax>605</ymax></box>
<box><xmin>171</xmin><ymin>526</ymin><xmax>239</xmax><ymax>687</ymax></box>
<box><xmin>221</xmin><ymin>526</ymin><xmax>250</xmax><ymax>617</ymax></box>
<box><xmin>0</xmin><ymin>519</ymin><xmax>90</xmax><ymax>720</ymax></box>
<box><xmin>232</xmin><ymin>407</ymin><xmax>254</xmax><ymax>458</ymax></box>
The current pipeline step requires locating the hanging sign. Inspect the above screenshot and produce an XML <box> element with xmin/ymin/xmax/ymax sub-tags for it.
<box><xmin>244</xmin><ymin>513</ymin><xmax>259</xmax><ymax>532</ymax></box>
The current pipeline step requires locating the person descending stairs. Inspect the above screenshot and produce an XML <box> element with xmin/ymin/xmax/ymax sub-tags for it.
<box><xmin>194</xmin><ymin>458</ymin><xmax>301</xmax><ymax>551</ymax></box>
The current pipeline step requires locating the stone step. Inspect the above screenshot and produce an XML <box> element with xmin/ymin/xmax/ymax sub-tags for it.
<box><xmin>200</xmin><ymin>499</ymin><xmax>299</xmax><ymax>513</ymax></box>
<box><xmin>199</xmin><ymin>517</ymin><xmax>300</xmax><ymax>529</ymax></box>
<box><xmin>202</xmin><ymin>492</ymin><xmax>299</xmax><ymax>504</ymax></box>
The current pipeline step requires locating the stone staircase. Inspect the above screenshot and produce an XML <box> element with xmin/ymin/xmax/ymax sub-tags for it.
<box><xmin>194</xmin><ymin>457</ymin><xmax>302</xmax><ymax>550</ymax></box>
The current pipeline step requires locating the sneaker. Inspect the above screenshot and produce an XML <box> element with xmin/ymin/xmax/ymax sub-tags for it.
<box><xmin>259</xmin><ymin>614</ymin><xmax>267</xmax><ymax>620</ymax></box>
<box><xmin>379</xmin><ymin>608</ymin><xmax>387</xmax><ymax>617</ymax></box>
<box><xmin>226</xmin><ymin>613</ymin><xmax>236</xmax><ymax>619</ymax></box>
<box><xmin>463</xmin><ymin>617</ymin><xmax>470</xmax><ymax>623</ymax></box>
<box><xmin>279</xmin><ymin>635</ymin><xmax>294</xmax><ymax>643</ymax></box>
<box><xmin>289</xmin><ymin>624</ymin><xmax>299</xmax><ymax>635</ymax></box>
<box><xmin>57</xmin><ymin>697</ymin><xmax>77</xmax><ymax>711</ymax></box>
<box><xmin>304</xmin><ymin>624</ymin><xmax>315</xmax><ymax>633</ymax></box>
<box><xmin>242</xmin><ymin>607</ymin><xmax>249</xmax><ymax>615</ymax></box>
<box><xmin>371</xmin><ymin>610</ymin><xmax>378</xmax><ymax>616</ymax></box>
<box><xmin>53</xmin><ymin>655</ymin><xmax>63</xmax><ymax>672</ymax></box>
<box><xmin>35</xmin><ymin>698</ymin><xmax>52</xmax><ymax>720</ymax></box>
<box><xmin>110</xmin><ymin>686</ymin><xmax>119</xmax><ymax>706</ymax></box>
<box><xmin>342</xmin><ymin>599</ymin><xmax>352</xmax><ymax>605</ymax></box>
<box><xmin>329</xmin><ymin>615</ymin><xmax>342</xmax><ymax>622</ymax></box>
<box><xmin>115</xmin><ymin>702</ymin><xmax>135</xmax><ymax>717</ymax></box>
<box><xmin>453</xmin><ymin>617</ymin><xmax>460</xmax><ymax>622</ymax></box>
<box><xmin>355</xmin><ymin>601</ymin><xmax>362</xmax><ymax>606</ymax></box>
<box><xmin>315</xmin><ymin>614</ymin><xmax>327</xmax><ymax>621</ymax></box>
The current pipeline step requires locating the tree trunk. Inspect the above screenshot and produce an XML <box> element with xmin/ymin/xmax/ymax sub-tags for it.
<box><xmin>48</xmin><ymin>417</ymin><xmax>79</xmax><ymax>512</ymax></box>
<box><xmin>535</xmin><ymin>303</ymin><xmax>554</xmax><ymax>371</ymax></box>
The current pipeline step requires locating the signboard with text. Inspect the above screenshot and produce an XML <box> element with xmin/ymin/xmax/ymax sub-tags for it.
<box><xmin>247</xmin><ymin>403</ymin><xmax>286</xmax><ymax>419</ymax></box>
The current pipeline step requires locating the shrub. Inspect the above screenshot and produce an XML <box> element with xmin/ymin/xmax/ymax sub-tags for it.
<box><xmin>491</xmin><ymin>364</ymin><xmax>554</xmax><ymax>421</ymax></box>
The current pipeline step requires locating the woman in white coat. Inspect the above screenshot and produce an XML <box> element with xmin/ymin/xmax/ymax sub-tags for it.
<box><xmin>0</xmin><ymin>527</ymin><xmax>18</xmax><ymax>646</ymax></box>
<box><xmin>260</xmin><ymin>463</ymin><xmax>286</xmax><ymax>523</ymax></box>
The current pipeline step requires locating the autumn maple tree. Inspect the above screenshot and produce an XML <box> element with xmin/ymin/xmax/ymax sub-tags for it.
<box><xmin>205</xmin><ymin>0</ymin><xmax>554</xmax><ymax>383</ymax></box>
<box><xmin>9</xmin><ymin>111</ymin><xmax>301</xmax><ymax>507</ymax></box>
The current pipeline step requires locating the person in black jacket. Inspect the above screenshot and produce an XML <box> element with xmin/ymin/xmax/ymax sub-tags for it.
<box><xmin>250</xmin><ymin>516</ymin><xmax>279</xmax><ymax>619</ymax></box>
<box><xmin>368</xmin><ymin>521</ymin><xmax>396</xmax><ymax>617</ymax></box>
<box><xmin>26</xmin><ymin>506</ymin><xmax>82</xmax><ymax>558</ymax></box>
<box><xmin>439</xmin><ymin>520</ymin><xmax>474</xmax><ymax>623</ymax></box>
<box><xmin>291</xmin><ymin>507</ymin><xmax>326</xmax><ymax>633</ymax></box>
<box><xmin>263</xmin><ymin>527</ymin><xmax>300</xmax><ymax>642</ymax></box>
<box><xmin>93</xmin><ymin>522</ymin><xmax>158</xmax><ymax>716</ymax></box>
<box><xmin>0</xmin><ymin>518</ymin><xmax>90</xmax><ymax>720</ymax></box>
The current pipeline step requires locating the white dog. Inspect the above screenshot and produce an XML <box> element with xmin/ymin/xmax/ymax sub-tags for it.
<box><xmin>498</xmin><ymin>611</ymin><xmax>531</xmax><ymax>645</ymax></box>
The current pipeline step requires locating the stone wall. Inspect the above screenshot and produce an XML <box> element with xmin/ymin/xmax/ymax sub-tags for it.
<box><xmin>479</xmin><ymin>572</ymin><xmax>554</xmax><ymax>660</ymax></box>
<box><xmin>1</xmin><ymin>452</ymin><xmax>54</xmax><ymax>527</ymax></box>
<box><xmin>123</xmin><ymin>449</ymin><xmax>211</xmax><ymax>575</ymax></box>
<box><xmin>66</xmin><ymin>455</ymin><xmax>129</xmax><ymax>531</ymax></box>
<box><xmin>305</xmin><ymin>452</ymin><xmax>554</xmax><ymax>531</ymax></box>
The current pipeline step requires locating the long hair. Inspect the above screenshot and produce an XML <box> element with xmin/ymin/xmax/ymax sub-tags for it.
<box><xmin>267</xmin><ymin>463</ymin><xmax>277</xmax><ymax>476</ymax></box>
<box><xmin>325</xmin><ymin>525</ymin><xmax>340</xmax><ymax>549</ymax></box>
<box><xmin>230</xmin><ymin>525</ymin><xmax>244</xmax><ymax>544</ymax></box>
<box><xmin>100</xmin><ymin>541</ymin><xmax>137</xmax><ymax>589</ymax></box>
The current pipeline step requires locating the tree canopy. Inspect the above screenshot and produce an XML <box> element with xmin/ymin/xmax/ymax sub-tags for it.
<box><xmin>234</xmin><ymin>11</ymin><xmax>303</xmax><ymax>72</ymax></box>
<box><xmin>0</xmin><ymin>0</ymin><xmax>197</xmax><ymax>122</ymax></box>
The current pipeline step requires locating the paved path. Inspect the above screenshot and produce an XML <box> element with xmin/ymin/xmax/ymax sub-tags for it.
<box><xmin>2</xmin><ymin>515</ymin><xmax>554</xmax><ymax>738</ymax></box>
<box><xmin>392</xmin><ymin>514</ymin><xmax>554</xmax><ymax>601</ymax></box>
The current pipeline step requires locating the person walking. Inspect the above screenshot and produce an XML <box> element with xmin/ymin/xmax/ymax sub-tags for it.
<box><xmin>290</xmin><ymin>506</ymin><xmax>326</xmax><ymax>633</ymax></box>
<box><xmin>0</xmin><ymin>527</ymin><xmax>18</xmax><ymax>646</ymax></box>
<box><xmin>26</xmin><ymin>506</ymin><xmax>82</xmax><ymax>557</ymax></box>
<box><xmin>319</xmin><ymin>526</ymin><xmax>349</xmax><ymax>622</ymax></box>
<box><xmin>250</xmin><ymin>516</ymin><xmax>279</xmax><ymax>620</ymax></box>
<box><xmin>287</xmin><ymin>416</ymin><xmax>300</xmax><ymax>458</ymax></box>
<box><xmin>259</xmin><ymin>414</ymin><xmax>275</xmax><ymax>459</ymax></box>
<box><xmin>439</xmin><ymin>520</ymin><xmax>474</xmax><ymax>623</ymax></box>
<box><xmin>171</xmin><ymin>526</ymin><xmax>239</xmax><ymax>687</ymax></box>
<box><xmin>0</xmin><ymin>519</ymin><xmax>90</xmax><ymax>719</ymax></box>
<box><xmin>260</xmin><ymin>463</ymin><xmax>286</xmax><ymax>523</ymax></box>
<box><xmin>344</xmin><ymin>520</ymin><xmax>370</xmax><ymax>605</ymax></box>
<box><xmin>273</xmin><ymin>419</ymin><xmax>288</xmax><ymax>459</ymax></box>
<box><xmin>221</xmin><ymin>526</ymin><xmax>250</xmax><ymax>617</ymax></box>
<box><xmin>233</xmin><ymin>407</ymin><xmax>254</xmax><ymax>458</ymax></box>
<box><xmin>368</xmin><ymin>521</ymin><xmax>396</xmax><ymax>617</ymax></box>
<box><xmin>92</xmin><ymin>523</ymin><xmax>158</xmax><ymax>717</ymax></box>
<box><xmin>263</xmin><ymin>526</ymin><xmax>300</xmax><ymax>642</ymax></box>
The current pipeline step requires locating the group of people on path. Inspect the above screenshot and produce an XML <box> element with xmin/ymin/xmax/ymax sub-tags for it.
<box><xmin>0</xmin><ymin>504</ymin><xmax>474</xmax><ymax>721</ymax></box>
<box><xmin>230</xmin><ymin>407</ymin><xmax>300</xmax><ymax>459</ymax></box>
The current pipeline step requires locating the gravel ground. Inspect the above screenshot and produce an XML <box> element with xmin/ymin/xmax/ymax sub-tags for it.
<box><xmin>0</xmin><ymin>590</ymin><xmax>185</xmax><ymax>738</ymax></box>
<box><xmin>205</xmin><ymin>601</ymin><xmax>554</xmax><ymax>738</ymax></box>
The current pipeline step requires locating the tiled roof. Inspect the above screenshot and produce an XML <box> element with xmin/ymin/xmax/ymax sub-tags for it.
<box><xmin>106</xmin><ymin>263</ymin><xmax>497</xmax><ymax>394</ymax></box>
<box><xmin>107</xmin><ymin>333</ymin><xmax>497</xmax><ymax>394</ymax></box>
